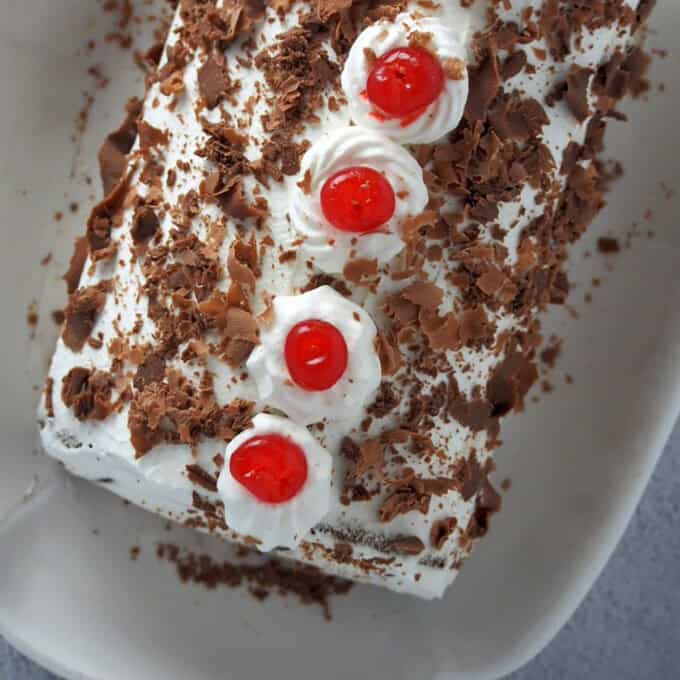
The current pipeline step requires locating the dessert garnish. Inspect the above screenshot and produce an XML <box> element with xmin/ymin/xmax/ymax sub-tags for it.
<box><xmin>365</xmin><ymin>46</ymin><xmax>445</xmax><ymax>126</ymax></box>
<box><xmin>320</xmin><ymin>166</ymin><xmax>396</xmax><ymax>234</ymax></box>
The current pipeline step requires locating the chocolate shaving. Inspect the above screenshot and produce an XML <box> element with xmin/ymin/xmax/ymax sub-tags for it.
<box><xmin>301</xmin><ymin>274</ymin><xmax>351</xmax><ymax>297</ymax></box>
<box><xmin>198</xmin><ymin>293</ymin><xmax>259</xmax><ymax>367</ymax></box>
<box><xmin>62</xmin><ymin>282</ymin><xmax>110</xmax><ymax>352</ymax></box>
<box><xmin>138</xmin><ymin>120</ymin><xmax>169</xmax><ymax>149</ymax></box>
<box><xmin>63</xmin><ymin>236</ymin><xmax>89</xmax><ymax>294</ymax></box>
<box><xmin>487</xmin><ymin>350</ymin><xmax>538</xmax><ymax>418</ymax></box>
<box><xmin>44</xmin><ymin>377</ymin><xmax>54</xmax><ymax>418</ymax></box>
<box><xmin>129</xmin><ymin>378</ymin><xmax>254</xmax><ymax>457</ymax></box>
<box><xmin>227</xmin><ymin>237</ymin><xmax>259</xmax><ymax>292</ymax></box>
<box><xmin>316</xmin><ymin>0</ymin><xmax>353</xmax><ymax>21</ymax></box>
<box><xmin>431</xmin><ymin>517</ymin><xmax>458</xmax><ymax>550</ymax></box>
<box><xmin>375</xmin><ymin>331</ymin><xmax>402</xmax><ymax>376</ymax></box>
<box><xmin>198</xmin><ymin>55</ymin><xmax>230</xmax><ymax>109</ymax></box>
<box><xmin>466</xmin><ymin>465</ymin><xmax>502</xmax><ymax>539</ymax></box>
<box><xmin>379</xmin><ymin>476</ymin><xmax>458</xmax><ymax>523</ymax></box>
<box><xmin>186</xmin><ymin>464</ymin><xmax>218</xmax><ymax>492</ymax></box>
<box><xmin>343</xmin><ymin>258</ymin><xmax>378</xmax><ymax>286</ymax></box>
<box><xmin>565</xmin><ymin>66</ymin><xmax>593</xmax><ymax>122</ymax></box>
<box><xmin>346</xmin><ymin>438</ymin><xmax>385</xmax><ymax>482</ymax></box>
<box><xmin>98</xmin><ymin>97</ymin><xmax>142</xmax><ymax>195</ymax></box>
<box><xmin>460</xmin><ymin>307</ymin><xmax>491</xmax><ymax>345</ymax></box>
<box><xmin>131</xmin><ymin>205</ymin><xmax>160</xmax><ymax>245</ymax></box>
<box><xmin>635</xmin><ymin>0</ymin><xmax>657</xmax><ymax>31</ymax></box>
<box><xmin>222</xmin><ymin>178</ymin><xmax>265</xmax><ymax>220</ymax></box>
<box><xmin>419</xmin><ymin>310</ymin><xmax>461</xmax><ymax>351</ymax></box>
<box><xmin>500</xmin><ymin>50</ymin><xmax>527</xmax><ymax>80</ymax></box>
<box><xmin>379</xmin><ymin>487</ymin><xmax>430</xmax><ymax>522</ymax></box>
<box><xmin>487</xmin><ymin>94</ymin><xmax>549</xmax><ymax>142</ymax></box>
<box><xmin>86</xmin><ymin>168</ymin><xmax>133</xmax><ymax>257</ymax></box>
<box><xmin>384</xmin><ymin>536</ymin><xmax>425</xmax><ymax>556</ymax></box>
<box><xmin>180</xmin><ymin>0</ymin><xmax>266</xmax><ymax>52</ymax></box>
<box><xmin>464</xmin><ymin>48</ymin><xmax>501</xmax><ymax>122</ymax></box>
<box><xmin>133</xmin><ymin>353</ymin><xmax>166</xmax><ymax>390</ymax></box>
<box><xmin>448</xmin><ymin>385</ymin><xmax>496</xmax><ymax>436</ymax></box>
<box><xmin>61</xmin><ymin>367</ymin><xmax>115</xmax><ymax>421</ymax></box>
<box><xmin>401</xmin><ymin>282</ymin><xmax>443</xmax><ymax>311</ymax></box>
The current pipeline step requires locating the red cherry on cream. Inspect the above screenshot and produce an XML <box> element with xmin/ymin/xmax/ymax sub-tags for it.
<box><xmin>366</xmin><ymin>46</ymin><xmax>445</xmax><ymax>120</ymax></box>
<box><xmin>285</xmin><ymin>319</ymin><xmax>349</xmax><ymax>391</ymax></box>
<box><xmin>320</xmin><ymin>166</ymin><xmax>396</xmax><ymax>233</ymax></box>
<box><xmin>230</xmin><ymin>434</ymin><xmax>308</xmax><ymax>504</ymax></box>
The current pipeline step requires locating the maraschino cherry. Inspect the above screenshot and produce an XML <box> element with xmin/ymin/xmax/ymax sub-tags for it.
<box><xmin>320</xmin><ymin>166</ymin><xmax>396</xmax><ymax>233</ymax></box>
<box><xmin>366</xmin><ymin>46</ymin><xmax>445</xmax><ymax>120</ymax></box>
<box><xmin>285</xmin><ymin>319</ymin><xmax>349</xmax><ymax>391</ymax></box>
<box><xmin>230</xmin><ymin>434</ymin><xmax>308</xmax><ymax>504</ymax></box>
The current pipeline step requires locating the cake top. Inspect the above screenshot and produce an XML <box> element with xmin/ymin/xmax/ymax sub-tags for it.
<box><xmin>44</xmin><ymin>0</ymin><xmax>651</xmax><ymax>589</ymax></box>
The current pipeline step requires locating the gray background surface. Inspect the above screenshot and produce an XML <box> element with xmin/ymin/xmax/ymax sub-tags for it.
<box><xmin>2</xmin><ymin>422</ymin><xmax>678</xmax><ymax>680</ymax></box>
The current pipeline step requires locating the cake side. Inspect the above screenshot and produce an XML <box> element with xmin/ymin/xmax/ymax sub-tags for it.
<box><xmin>39</xmin><ymin>0</ymin><xmax>653</xmax><ymax>597</ymax></box>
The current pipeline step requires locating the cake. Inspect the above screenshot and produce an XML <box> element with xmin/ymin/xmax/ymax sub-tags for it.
<box><xmin>38</xmin><ymin>0</ymin><xmax>655</xmax><ymax>598</ymax></box>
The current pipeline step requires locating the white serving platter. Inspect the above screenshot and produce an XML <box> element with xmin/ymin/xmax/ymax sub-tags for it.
<box><xmin>0</xmin><ymin>2</ymin><xmax>678</xmax><ymax>679</ymax></box>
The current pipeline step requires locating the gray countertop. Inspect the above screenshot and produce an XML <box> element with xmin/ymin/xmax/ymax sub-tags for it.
<box><xmin>3</xmin><ymin>422</ymin><xmax>678</xmax><ymax>679</ymax></box>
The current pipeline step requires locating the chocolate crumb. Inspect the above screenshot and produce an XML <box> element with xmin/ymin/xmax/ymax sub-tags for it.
<box><xmin>597</xmin><ymin>236</ymin><xmax>620</xmax><ymax>254</ymax></box>
<box><xmin>156</xmin><ymin>543</ymin><xmax>352</xmax><ymax>620</ymax></box>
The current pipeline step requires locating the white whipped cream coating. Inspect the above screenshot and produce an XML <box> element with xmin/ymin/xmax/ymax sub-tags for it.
<box><xmin>217</xmin><ymin>413</ymin><xmax>332</xmax><ymax>551</ymax></box>
<box><xmin>341</xmin><ymin>13</ymin><xmax>469</xmax><ymax>145</ymax></box>
<box><xmin>291</xmin><ymin>127</ymin><xmax>428</xmax><ymax>273</ymax></box>
<box><xmin>247</xmin><ymin>286</ymin><xmax>382</xmax><ymax>425</ymax></box>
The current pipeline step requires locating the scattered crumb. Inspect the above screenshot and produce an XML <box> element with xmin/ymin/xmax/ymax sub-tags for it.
<box><xmin>597</xmin><ymin>237</ymin><xmax>620</xmax><ymax>254</ymax></box>
<box><xmin>53</xmin><ymin>211</ymin><xmax>63</xmax><ymax>222</ymax></box>
<box><xmin>156</xmin><ymin>544</ymin><xmax>352</xmax><ymax>620</ymax></box>
<box><xmin>130</xmin><ymin>545</ymin><xmax>141</xmax><ymax>560</ymax></box>
<box><xmin>539</xmin><ymin>338</ymin><xmax>562</xmax><ymax>368</ymax></box>
<box><xmin>40</xmin><ymin>253</ymin><xmax>52</xmax><ymax>266</ymax></box>
<box><xmin>51</xmin><ymin>309</ymin><xmax>65</xmax><ymax>325</ymax></box>
<box><xmin>26</xmin><ymin>301</ymin><xmax>38</xmax><ymax>330</ymax></box>
<box><xmin>501</xmin><ymin>479</ymin><xmax>512</xmax><ymax>491</ymax></box>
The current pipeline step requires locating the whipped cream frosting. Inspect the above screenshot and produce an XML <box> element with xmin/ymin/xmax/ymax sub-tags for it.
<box><xmin>217</xmin><ymin>413</ymin><xmax>333</xmax><ymax>551</ymax></box>
<box><xmin>247</xmin><ymin>286</ymin><xmax>382</xmax><ymax>425</ymax></box>
<box><xmin>291</xmin><ymin>126</ymin><xmax>428</xmax><ymax>272</ymax></box>
<box><xmin>38</xmin><ymin>0</ymin><xmax>650</xmax><ymax>598</ymax></box>
<box><xmin>341</xmin><ymin>13</ymin><xmax>469</xmax><ymax>145</ymax></box>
